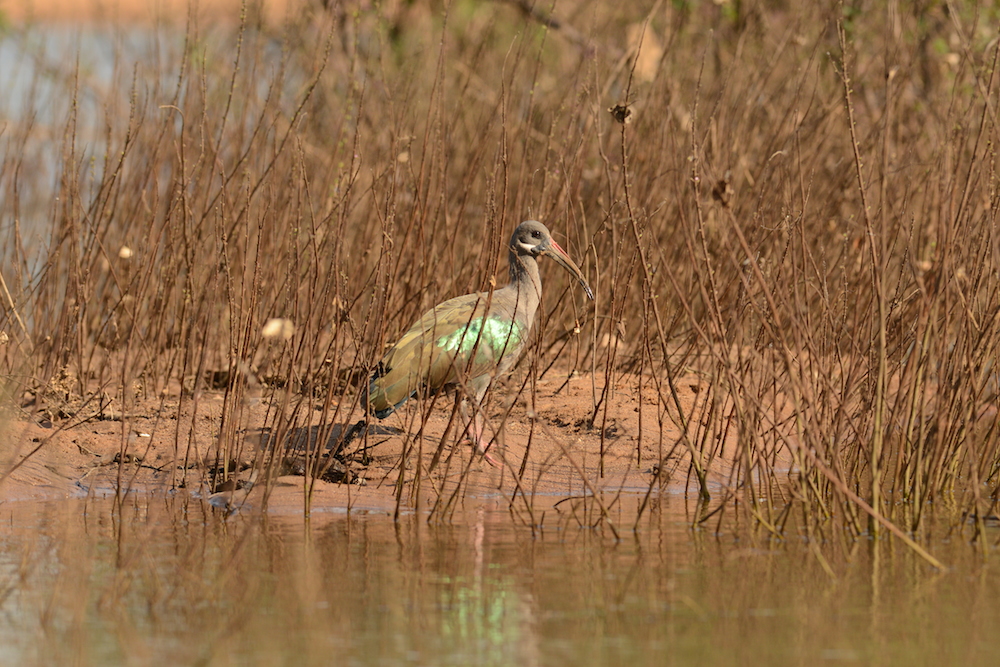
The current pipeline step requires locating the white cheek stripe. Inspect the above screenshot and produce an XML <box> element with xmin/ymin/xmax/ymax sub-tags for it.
<box><xmin>517</xmin><ymin>240</ymin><xmax>536</xmax><ymax>253</ymax></box>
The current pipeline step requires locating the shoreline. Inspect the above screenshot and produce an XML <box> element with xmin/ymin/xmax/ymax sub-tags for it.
<box><xmin>0</xmin><ymin>370</ymin><xmax>721</xmax><ymax>515</ymax></box>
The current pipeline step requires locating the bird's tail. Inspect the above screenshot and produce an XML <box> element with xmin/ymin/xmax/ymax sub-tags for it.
<box><xmin>367</xmin><ymin>361</ymin><xmax>406</xmax><ymax>419</ymax></box>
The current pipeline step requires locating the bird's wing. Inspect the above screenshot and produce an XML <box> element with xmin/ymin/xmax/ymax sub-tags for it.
<box><xmin>368</xmin><ymin>293</ymin><xmax>526</xmax><ymax>417</ymax></box>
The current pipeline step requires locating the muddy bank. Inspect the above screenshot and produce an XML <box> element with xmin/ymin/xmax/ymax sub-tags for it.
<box><xmin>1</xmin><ymin>371</ymin><xmax>743</xmax><ymax>514</ymax></box>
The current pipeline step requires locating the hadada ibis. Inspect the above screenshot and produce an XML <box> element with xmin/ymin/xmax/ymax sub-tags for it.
<box><xmin>367</xmin><ymin>220</ymin><xmax>593</xmax><ymax>464</ymax></box>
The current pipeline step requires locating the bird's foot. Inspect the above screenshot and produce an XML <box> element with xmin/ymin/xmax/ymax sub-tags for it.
<box><xmin>463</xmin><ymin>432</ymin><xmax>500</xmax><ymax>467</ymax></box>
<box><xmin>477</xmin><ymin>445</ymin><xmax>500</xmax><ymax>468</ymax></box>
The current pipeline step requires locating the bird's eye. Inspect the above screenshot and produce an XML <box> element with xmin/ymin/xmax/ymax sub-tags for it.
<box><xmin>531</xmin><ymin>230</ymin><xmax>542</xmax><ymax>239</ymax></box>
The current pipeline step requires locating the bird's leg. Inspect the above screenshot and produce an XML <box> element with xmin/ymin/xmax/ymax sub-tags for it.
<box><xmin>471</xmin><ymin>411</ymin><xmax>501</xmax><ymax>467</ymax></box>
<box><xmin>459</xmin><ymin>396</ymin><xmax>499</xmax><ymax>467</ymax></box>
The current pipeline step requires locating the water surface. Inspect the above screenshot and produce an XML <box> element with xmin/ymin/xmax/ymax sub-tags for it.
<box><xmin>0</xmin><ymin>493</ymin><xmax>997</xmax><ymax>666</ymax></box>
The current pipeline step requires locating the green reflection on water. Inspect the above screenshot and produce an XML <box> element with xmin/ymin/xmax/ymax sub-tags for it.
<box><xmin>0</xmin><ymin>495</ymin><xmax>997</xmax><ymax>666</ymax></box>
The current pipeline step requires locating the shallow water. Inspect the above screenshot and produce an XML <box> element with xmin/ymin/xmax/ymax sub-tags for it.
<box><xmin>0</xmin><ymin>493</ymin><xmax>997</xmax><ymax>666</ymax></box>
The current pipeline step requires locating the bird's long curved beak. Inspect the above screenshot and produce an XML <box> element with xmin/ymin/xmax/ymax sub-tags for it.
<box><xmin>541</xmin><ymin>239</ymin><xmax>594</xmax><ymax>300</ymax></box>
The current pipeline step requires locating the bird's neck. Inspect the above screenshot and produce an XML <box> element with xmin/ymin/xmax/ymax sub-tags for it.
<box><xmin>506</xmin><ymin>250</ymin><xmax>542</xmax><ymax>317</ymax></box>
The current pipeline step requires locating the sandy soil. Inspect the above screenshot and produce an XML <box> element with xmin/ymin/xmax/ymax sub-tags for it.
<box><xmin>0</xmin><ymin>370</ymin><xmax>732</xmax><ymax>515</ymax></box>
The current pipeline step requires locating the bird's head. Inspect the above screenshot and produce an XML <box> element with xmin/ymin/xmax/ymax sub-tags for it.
<box><xmin>510</xmin><ymin>220</ymin><xmax>594</xmax><ymax>300</ymax></box>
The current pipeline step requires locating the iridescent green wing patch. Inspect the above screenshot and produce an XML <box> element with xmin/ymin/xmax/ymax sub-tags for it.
<box><xmin>436</xmin><ymin>316</ymin><xmax>524</xmax><ymax>360</ymax></box>
<box><xmin>482</xmin><ymin>315</ymin><xmax>524</xmax><ymax>358</ymax></box>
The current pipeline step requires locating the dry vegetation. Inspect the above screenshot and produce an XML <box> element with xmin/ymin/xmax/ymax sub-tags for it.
<box><xmin>1</xmin><ymin>0</ymin><xmax>999</xmax><ymax>556</ymax></box>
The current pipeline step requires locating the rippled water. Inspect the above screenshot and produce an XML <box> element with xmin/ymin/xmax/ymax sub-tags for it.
<box><xmin>0</xmin><ymin>493</ymin><xmax>997</xmax><ymax>666</ymax></box>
